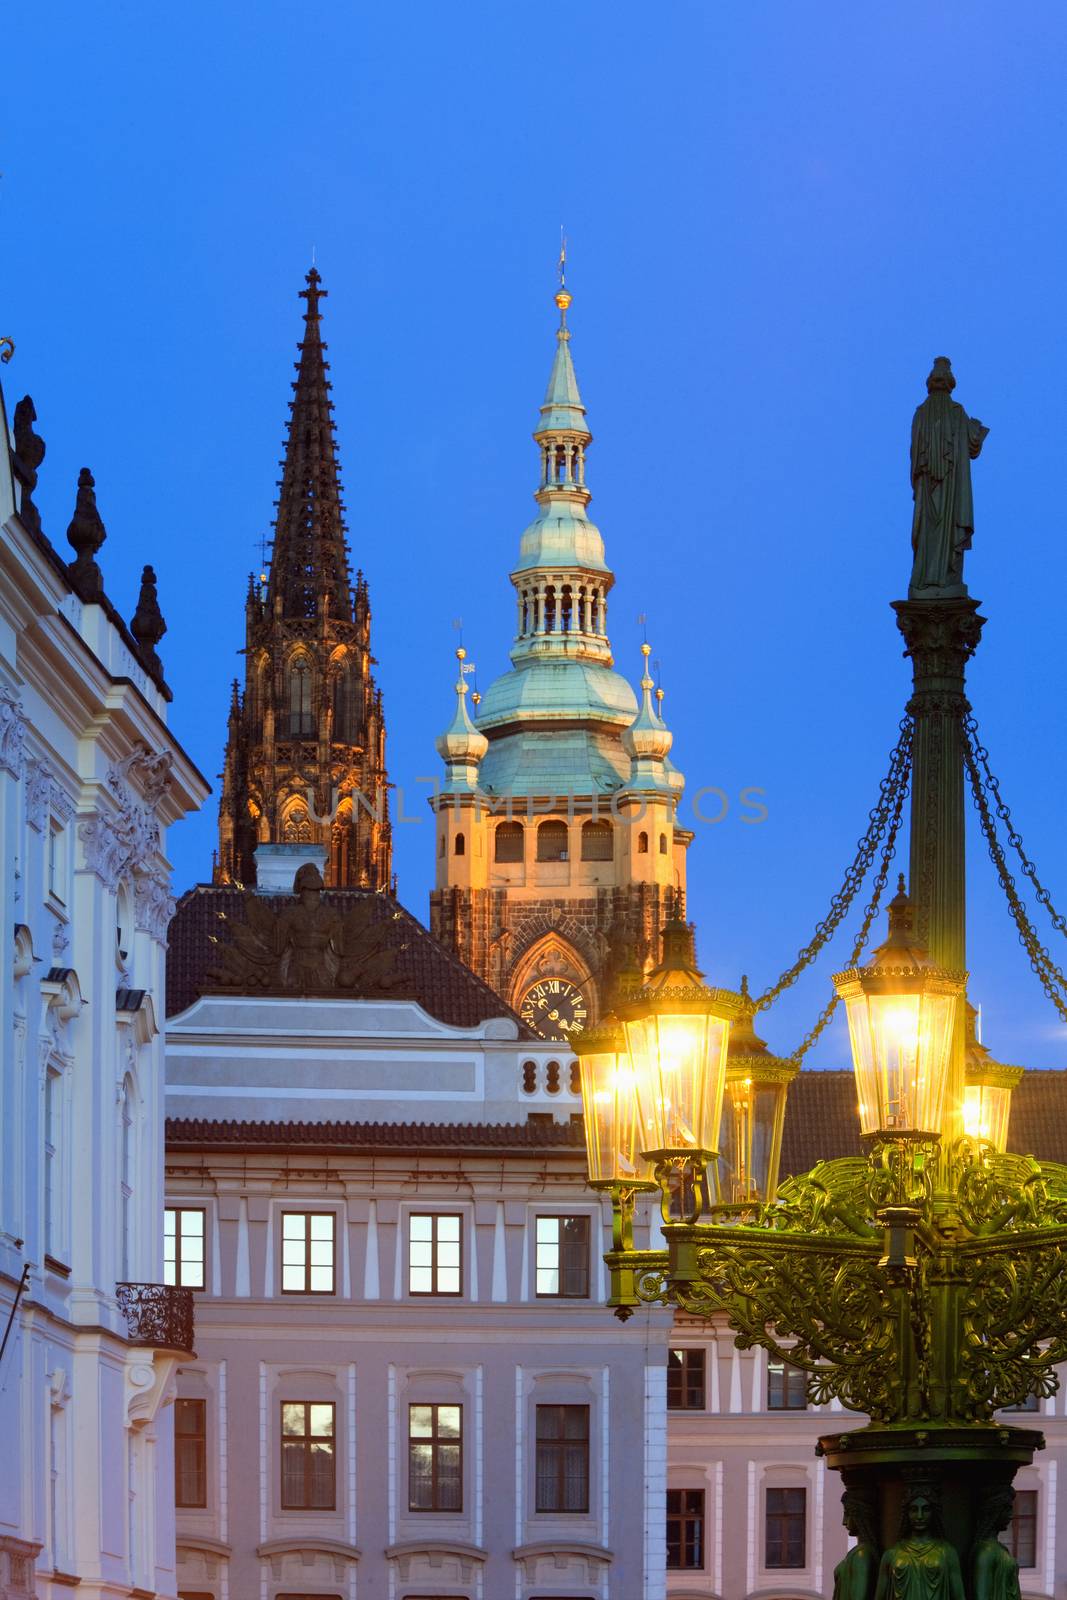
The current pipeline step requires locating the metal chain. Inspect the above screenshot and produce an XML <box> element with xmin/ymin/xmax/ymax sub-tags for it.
<box><xmin>754</xmin><ymin>715</ymin><xmax>914</xmax><ymax>1013</ymax></box>
<box><xmin>961</xmin><ymin>724</ymin><xmax>1067</xmax><ymax>1024</ymax></box>
<box><xmin>964</xmin><ymin>711</ymin><xmax>1067</xmax><ymax>942</ymax></box>
<box><xmin>785</xmin><ymin>727</ymin><xmax>911</xmax><ymax>1065</ymax></box>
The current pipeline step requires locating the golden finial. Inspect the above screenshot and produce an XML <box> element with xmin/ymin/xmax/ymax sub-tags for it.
<box><xmin>472</xmin><ymin>689</ymin><xmax>482</xmax><ymax>707</ymax></box>
<box><xmin>456</xmin><ymin>646</ymin><xmax>467</xmax><ymax>662</ymax></box>
<box><xmin>555</xmin><ymin>227</ymin><xmax>572</xmax><ymax>314</ymax></box>
<box><xmin>641</xmin><ymin>641</ymin><xmax>652</xmax><ymax>660</ymax></box>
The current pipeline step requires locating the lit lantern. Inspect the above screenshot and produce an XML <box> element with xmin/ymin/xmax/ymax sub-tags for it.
<box><xmin>575</xmin><ymin>1018</ymin><xmax>655</xmax><ymax>1189</ymax></box>
<box><xmin>833</xmin><ymin>878</ymin><xmax>964</xmax><ymax>1139</ymax></box>
<box><xmin>618</xmin><ymin>915</ymin><xmax>740</xmax><ymax>1161</ymax></box>
<box><xmin>716</xmin><ymin>989</ymin><xmax>798</xmax><ymax>1207</ymax></box>
<box><xmin>962</xmin><ymin>1001</ymin><xmax>1022</xmax><ymax>1152</ymax></box>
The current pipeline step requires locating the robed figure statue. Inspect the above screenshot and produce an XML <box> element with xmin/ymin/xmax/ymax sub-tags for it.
<box><xmin>874</xmin><ymin>1485</ymin><xmax>965</xmax><ymax>1600</ymax></box>
<box><xmin>972</xmin><ymin>1487</ymin><xmax>1022</xmax><ymax>1600</ymax></box>
<box><xmin>833</xmin><ymin>1489</ymin><xmax>880</xmax><ymax>1600</ymax></box>
<box><xmin>910</xmin><ymin>357</ymin><xmax>988</xmax><ymax>597</ymax></box>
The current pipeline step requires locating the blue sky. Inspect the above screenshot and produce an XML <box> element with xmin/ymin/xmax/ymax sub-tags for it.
<box><xmin>5</xmin><ymin>1</ymin><xmax>1067</xmax><ymax>1065</ymax></box>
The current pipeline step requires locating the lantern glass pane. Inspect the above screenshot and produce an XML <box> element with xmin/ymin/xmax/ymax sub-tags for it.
<box><xmin>963</xmin><ymin>1083</ymin><xmax>1012</xmax><ymax>1151</ymax></box>
<box><xmin>717</xmin><ymin>1079</ymin><xmax>787</xmax><ymax>1204</ymax></box>
<box><xmin>625</xmin><ymin>1012</ymin><xmax>728</xmax><ymax>1153</ymax></box>
<box><xmin>579</xmin><ymin>1048</ymin><xmax>648</xmax><ymax>1184</ymax></box>
<box><xmin>848</xmin><ymin>989</ymin><xmax>955</xmax><ymax>1135</ymax></box>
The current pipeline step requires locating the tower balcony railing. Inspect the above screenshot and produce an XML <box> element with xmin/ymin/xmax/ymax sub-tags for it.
<box><xmin>115</xmin><ymin>1281</ymin><xmax>195</xmax><ymax>1355</ymax></box>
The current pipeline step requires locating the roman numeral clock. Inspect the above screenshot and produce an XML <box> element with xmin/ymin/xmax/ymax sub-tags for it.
<box><xmin>518</xmin><ymin>978</ymin><xmax>589</xmax><ymax>1040</ymax></box>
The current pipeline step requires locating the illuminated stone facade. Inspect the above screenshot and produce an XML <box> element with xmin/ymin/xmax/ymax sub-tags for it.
<box><xmin>430</xmin><ymin>290</ymin><xmax>690</xmax><ymax>1038</ymax></box>
<box><xmin>215</xmin><ymin>271</ymin><xmax>391</xmax><ymax>892</ymax></box>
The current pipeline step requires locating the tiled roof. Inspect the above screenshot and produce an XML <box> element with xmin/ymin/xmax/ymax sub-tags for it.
<box><xmin>166</xmin><ymin>882</ymin><xmax>532</xmax><ymax>1035</ymax></box>
<box><xmin>166</xmin><ymin>1116</ymin><xmax>586</xmax><ymax>1152</ymax></box>
<box><xmin>782</xmin><ymin>1069</ymin><xmax>1067</xmax><ymax>1176</ymax></box>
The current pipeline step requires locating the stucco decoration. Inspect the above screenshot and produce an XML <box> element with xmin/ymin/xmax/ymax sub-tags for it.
<box><xmin>135</xmin><ymin>870</ymin><xmax>176</xmax><ymax>943</ymax></box>
<box><xmin>78</xmin><ymin>742</ymin><xmax>173</xmax><ymax>892</ymax></box>
<box><xmin>25</xmin><ymin>756</ymin><xmax>73</xmax><ymax>832</ymax></box>
<box><xmin>208</xmin><ymin>863</ymin><xmax>411</xmax><ymax>997</ymax></box>
<box><xmin>0</xmin><ymin>683</ymin><xmax>26</xmax><ymax>778</ymax></box>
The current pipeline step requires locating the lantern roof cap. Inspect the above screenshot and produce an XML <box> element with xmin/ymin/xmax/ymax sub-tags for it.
<box><xmin>621</xmin><ymin>907</ymin><xmax>744</xmax><ymax>1019</ymax></box>
<box><xmin>833</xmin><ymin>877</ymin><xmax>967</xmax><ymax>992</ymax></box>
<box><xmin>965</xmin><ymin>999</ymin><xmax>1024</xmax><ymax>1087</ymax></box>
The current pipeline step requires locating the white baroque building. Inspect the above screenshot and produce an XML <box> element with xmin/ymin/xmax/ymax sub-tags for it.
<box><xmin>0</xmin><ymin>374</ymin><xmax>209</xmax><ymax>1599</ymax></box>
<box><xmin>163</xmin><ymin>854</ymin><xmax>672</xmax><ymax>1600</ymax></box>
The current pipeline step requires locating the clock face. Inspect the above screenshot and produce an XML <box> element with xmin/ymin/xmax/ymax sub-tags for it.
<box><xmin>519</xmin><ymin>978</ymin><xmax>589</xmax><ymax>1040</ymax></box>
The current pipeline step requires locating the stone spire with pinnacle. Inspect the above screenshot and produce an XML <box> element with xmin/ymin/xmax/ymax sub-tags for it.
<box><xmin>266</xmin><ymin>268</ymin><xmax>353</xmax><ymax>621</ymax></box>
<box><xmin>214</xmin><ymin>268</ymin><xmax>391</xmax><ymax>891</ymax></box>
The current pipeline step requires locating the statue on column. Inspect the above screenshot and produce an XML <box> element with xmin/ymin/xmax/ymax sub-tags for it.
<box><xmin>909</xmin><ymin>357</ymin><xmax>988</xmax><ymax>598</ymax></box>
<box><xmin>833</xmin><ymin>1489</ymin><xmax>880</xmax><ymax>1600</ymax></box>
<box><xmin>971</xmin><ymin>1486</ymin><xmax>1022</xmax><ymax>1600</ymax></box>
<box><xmin>874</xmin><ymin>1484</ymin><xmax>965</xmax><ymax>1600</ymax></box>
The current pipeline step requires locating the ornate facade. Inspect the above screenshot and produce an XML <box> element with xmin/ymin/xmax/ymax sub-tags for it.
<box><xmin>0</xmin><ymin>368</ymin><xmax>208</xmax><ymax>1599</ymax></box>
<box><xmin>430</xmin><ymin>286</ymin><xmax>690</xmax><ymax>1037</ymax></box>
<box><xmin>215</xmin><ymin>270</ymin><xmax>391</xmax><ymax>891</ymax></box>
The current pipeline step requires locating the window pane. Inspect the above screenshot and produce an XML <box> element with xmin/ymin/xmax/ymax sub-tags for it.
<box><xmin>409</xmin><ymin>1266</ymin><xmax>433</xmax><ymax>1293</ymax></box>
<box><xmin>308</xmin><ymin>1405</ymin><xmax>333</xmax><ymax>1438</ymax></box>
<box><xmin>536</xmin><ymin>1217</ymin><xmax>558</xmax><ymax>1243</ymax></box>
<box><xmin>282</xmin><ymin>1241</ymin><xmax>306</xmax><ymax>1265</ymax></box>
<box><xmin>409</xmin><ymin>1241</ymin><xmax>433</xmax><ymax>1267</ymax></box>
<box><xmin>437</xmin><ymin>1406</ymin><xmax>461</xmax><ymax>1438</ymax></box>
<box><xmin>437</xmin><ymin>1215</ymin><xmax>460</xmax><ymax>1241</ymax></box>
<box><xmin>309</xmin><ymin>1265</ymin><xmax>333</xmax><ymax>1292</ymax></box>
<box><xmin>437</xmin><ymin>1267</ymin><xmax>460</xmax><ymax>1293</ymax></box>
<box><xmin>164</xmin><ymin>1210</ymin><xmax>176</xmax><ymax>1238</ymax></box>
<box><xmin>281</xmin><ymin>1404</ymin><xmax>306</xmax><ymax>1435</ymax></box>
<box><xmin>310</xmin><ymin>1215</ymin><xmax>333</xmax><ymax>1240</ymax></box>
<box><xmin>409</xmin><ymin>1405</ymin><xmax>433</xmax><ymax>1437</ymax></box>
<box><xmin>409</xmin><ymin>1215</ymin><xmax>433</xmax><ymax>1241</ymax></box>
<box><xmin>283</xmin><ymin>1214</ymin><xmax>305</xmax><ymax>1240</ymax></box>
<box><xmin>537</xmin><ymin>1268</ymin><xmax>560</xmax><ymax>1295</ymax></box>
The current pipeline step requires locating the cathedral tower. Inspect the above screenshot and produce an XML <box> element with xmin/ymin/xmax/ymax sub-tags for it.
<box><xmin>215</xmin><ymin>269</ymin><xmax>391</xmax><ymax>889</ymax></box>
<box><xmin>429</xmin><ymin>283</ymin><xmax>690</xmax><ymax>1037</ymax></box>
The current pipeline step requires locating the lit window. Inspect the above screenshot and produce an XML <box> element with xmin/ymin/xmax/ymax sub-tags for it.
<box><xmin>667</xmin><ymin>1488</ymin><xmax>705</xmax><ymax>1569</ymax></box>
<box><xmin>281</xmin><ymin>1212</ymin><xmax>335</xmax><ymax>1294</ymax></box>
<box><xmin>667</xmin><ymin>1349</ymin><xmax>705</xmax><ymax>1410</ymax></box>
<box><xmin>408</xmin><ymin>1403</ymin><xmax>462</xmax><ymax>1511</ymax></box>
<box><xmin>659</xmin><ymin>832</ymin><xmax>668</xmax><ymax>854</ymax></box>
<box><xmin>535</xmin><ymin>1404</ymin><xmax>589</xmax><ymax>1513</ymax></box>
<box><xmin>637</xmin><ymin>830</ymin><xmax>649</xmax><ymax>854</ymax></box>
<box><xmin>535</xmin><ymin>1216</ymin><xmax>590</xmax><ymax>1298</ymax></box>
<box><xmin>765</xmin><ymin>1486</ymin><xmax>806</xmax><ymax>1568</ymax></box>
<box><xmin>454</xmin><ymin>832</ymin><xmax>465</xmax><ymax>856</ymax></box>
<box><xmin>280</xmin><ymin>1401</ymin><xmax>335</xmax><ymax>1509</ymax></box>
<box><xmin>408</xmin><ymin>1213</ymin><xmax>462</xmax><ymax>1296</ymax></box>
<box><xmin>174</xmin><ymin>1398</ymin><xmax>207</xmax><ymax>1508</ymax></box>
<box><xmin>767</xmin><ymin>1360</ymin><xmax>807</xmax><ymax>1411</ymax></box>
<box><xmin>164</xmin><ymin>1208</ymin><xmax>205</xmax><ymax>1290</ymax></box>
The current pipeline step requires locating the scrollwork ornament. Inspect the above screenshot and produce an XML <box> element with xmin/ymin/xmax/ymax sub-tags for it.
<box><xmin>134</xmin><ymin>870</ymin><xmax>176</xmax><ymax>943</ymax></box>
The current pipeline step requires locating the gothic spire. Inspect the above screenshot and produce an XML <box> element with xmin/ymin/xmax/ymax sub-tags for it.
<box><xmin>266</xmin><ymin>267</ymin><xmax>353</xmax><ymax>620</ymax></box>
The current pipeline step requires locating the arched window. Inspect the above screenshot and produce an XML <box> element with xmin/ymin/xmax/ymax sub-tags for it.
<box><xmin>543</xmin><ymin>585</ymin><xmax>556</xmax><ymax>634</ymax></box>
<box><xmin>282</xmin><ymin>803</ymin><xmax>313</xmax><ymax>843</ymax></box>
<box><xmin>495</xmin><ymin>821</ymin><xmax>524</xmax><ymax>863</ymax></box>
<box><xmin>287</xmin><ymin>654</ymin><xmax>314</xmax><ymax>737</ymax></box>
<box><xmin>120</xmin><ymin>1078</ymin><xmax>135</xmax><ymax>1279</ymax></box>
<box><xmin>537</xmin><ymin>820</ymin><xmax>568</xmax><ymax>862</ymax></box>
<box><xmin>637</xmin><ymin>830</ymin><xmax>649</xmax><ymax>854</ymax></box>
<box><xmin>331</xmin><ymin>660</ymin><xmax>354</xmax><ymax>743</ymax></box>
<box><xmin>454</xmin><ymin>832</ymin><xmax>466</xmax><ymax>856</ymax></box>
<box><xmin>581</xmin><ymin>820</ymin><xmax>613</xmax><ymax>861</ymax></box>
<box><xmin>561</xmin><ymin>585</ymin><xmax>573</xmax><ymax>633</ymax></box>
<box><xmin>659</xmin><ymin>832</ymin><xmax>668</xmax><ymax>854</ymax></box>
<box><xmin>439</xmin><ymin>832</ymin><xmax>446</xmax><ymax>858</ymax></box>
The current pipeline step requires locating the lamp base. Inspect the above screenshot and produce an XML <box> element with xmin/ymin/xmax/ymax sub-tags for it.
<box><xmin>818</xmin><ymin>1423</ymin><xmax>1043</xmax><ymax>1571</ymax></box>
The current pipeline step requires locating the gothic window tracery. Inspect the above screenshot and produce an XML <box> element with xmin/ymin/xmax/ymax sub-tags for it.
<box><xmin>286</xmin><ymin>654</ymin><xmax>314</xmax><ymax>737</ymax></box>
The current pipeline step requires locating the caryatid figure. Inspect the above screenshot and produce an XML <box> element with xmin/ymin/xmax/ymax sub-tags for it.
<box><xmin>910</xmin><ymin>357</ymin><xmax>989</xmax><ymax>597</ymax></box>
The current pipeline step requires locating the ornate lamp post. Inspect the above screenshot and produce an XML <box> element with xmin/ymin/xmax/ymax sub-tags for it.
<box><xmin>581</xmin><ymin>360</ymin><xmax>1067</xmax><ymax>1583</ymax></box>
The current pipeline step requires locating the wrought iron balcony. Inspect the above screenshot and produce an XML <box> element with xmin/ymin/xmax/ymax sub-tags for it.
<box><xmin>115</xmin><ymin>1282</ymin><xmax>195</xmax><ymax>1354</ymax></box>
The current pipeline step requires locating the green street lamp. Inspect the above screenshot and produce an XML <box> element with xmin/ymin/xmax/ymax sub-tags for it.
<box><xmin>584</xmin><ymin>359</ymin><xmax>1067</xmax><ymax>1578</ymax></box>
<box><xmin>715</xmin><ymin>984</ymin><xmax>797</xmax><ymax>1210</ymax></box>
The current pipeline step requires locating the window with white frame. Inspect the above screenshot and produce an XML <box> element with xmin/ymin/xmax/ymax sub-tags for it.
<box><xmin>281</xmin><ymin>1211</ymin><xmax>335</xmax><ymax>1294</ymax></box>
<box><xmin>120</xmin><ymin>1078</ymin><xmax>135</xmax><ymax>1279</ymax></box>
<box><xmin>408</xmin><ymin>1213</ymin><xmax>462</xmax><ymax>1296</ymax></box>
<box><xmin>44</xmin><ymin>1065</ymin><xmax>62</xmax><ymax>1258</ymax></box>
<box><xmin>47</xmin><ymin>818</ymin><xmax>65</xmax><ymax>903</ymax></box>
<box><xmin>164</xmin><ymin>1208</ymin><xmax>206</xmax><ymax>1289</ymax></box>
<box><xmin>535</xmin><ymin>1215</ymin><xmax>590</xmax><ymax>1297</ymax></box>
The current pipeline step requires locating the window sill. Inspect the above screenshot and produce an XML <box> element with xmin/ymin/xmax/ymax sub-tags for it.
<box><xmin>44</xmin><ymin>1255</ymin><xmax>72</xmax><ymax>1278</ymax></box>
